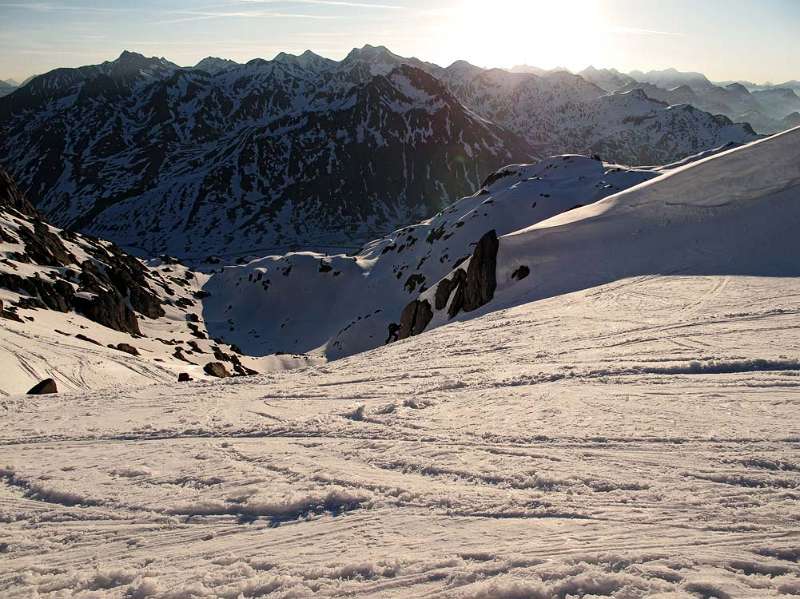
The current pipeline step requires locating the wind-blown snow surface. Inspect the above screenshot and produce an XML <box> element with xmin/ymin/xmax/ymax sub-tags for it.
<box><xmin>2</xmin><ymin>273</ymin><xmax>800</xmax><ymax>597</ymax></box>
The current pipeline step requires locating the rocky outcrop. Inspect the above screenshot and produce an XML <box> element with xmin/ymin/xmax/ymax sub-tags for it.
<box><xmin>388</xmin><ymin>230</ymin><xmax>500</xmax><ymax>343</ymax></box>
<box><xmin>27</xmin><ymin>378</ymin><xmax>58</xmax><ymax>394</ymax></box>
<box><xmin>115</xmin><ymin>343</ymin><xmax>140</xmax><ymax>356</ymax></box>
<box><xmin>511</xmin><ymin>265</ymin><xmax>530</xmax><ymax>281</ymax></box>
<box><xmin>0</xmin><ymin>167</ymin><xmax>164</xmax><ymax>335</ymax></box>
<box><xmin>459</xmin><ymin>230</ymin><xmax>499</xmax><ymax>312</ymax></box>
<box><xmin>204</xmin><ymin>362</ymin><xmax>231</xmax><ymax>378</ymax></box>
<box><xmin>395</xmin><ymin>300</ymin><xmax>433</xmax><ymax>341</ymax></box>
<box><xmin>74</xmin><ymin>290</ymin><xmax>141</xmax><ymax>336</ymax></box>
<box><xmin>434</xmin><ymin>270</ymin><xmax>465</xmax><ymax>311</ymax></box>
<box><xmin>178</xmin><ymin>372</ymin><xmax>192</xmax><ymax>382</ymax></box>
<box><xmin>15</xmin><ymin>220</ymin><xmax>75</xmax><ymax>267</ymax></box>
<box><xmin>439</xmin><ymin>230</ymin><xmax>499</xmax><ymax>320</ymax></box>
<box><xmin>0</xmin><ymin>272</ymin><xmax>75</xmax><ymax>312</ymax></box>
<box><xmin>0</xmin><ymin>167</ymin><xmax>38</xmax><ymax>217</ymax></box>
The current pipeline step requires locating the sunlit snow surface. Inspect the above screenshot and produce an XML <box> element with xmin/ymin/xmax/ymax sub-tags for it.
<box><xmin>2</xmin><ymin>273</ymin><xmax>800</xmax><ymax>597</ymax></box>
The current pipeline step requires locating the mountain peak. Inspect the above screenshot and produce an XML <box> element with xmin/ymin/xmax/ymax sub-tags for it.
<box><xmin>116</xmin><ymin>50</ymin><xmax>146</xmax><ymax>63</ymax></box>
<box><xmin>272</xmin><ymin>50</ymin><xmax>332</xmax><ymax>72</ymax></box>
<box><xmin>344</xmin><ymin>44</ymin><xmax>398</xmax><ymax>63</ymax></box>
<box><xmin>447</xmin><ymin>59</ymin><xmax>482</xmax><ymax>73</ymax></box>
<box><xmin>725</xmin><ymin>82</ymin><xmax>750</xmax><ymax>95</ymax></box>
<box><xmin>111</xmin><ymin>50</ymin><xmax>176</xmax><ymax>71</ymax></box>
<box><xmin>194</xmin><ymin>57</ymin><xmax>239</xmax><ymax>74</ymax></box>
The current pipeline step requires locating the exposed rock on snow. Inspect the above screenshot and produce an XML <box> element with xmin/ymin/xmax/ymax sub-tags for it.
<box><xmin>204</xmin><ymin>361</ymin><xmax>231</xmax><ymax>378</ymax></box>
<box><xmin>0</xmin><ymin>168</ymin><xmax>266</xmax><ymax>394</ymax></box>
<box><xmin>453</xmin><ymin>229</ymin><xmax>499</xmax><ymax>314</ymax></box>
<box><xmin>395</xmin><ymin>299</ymin><xmax>433</xmax><ymax>341</ymax></box>
<box><xmin>26</xmin><ymin>378</ymin><xmax>57</xmax><ymax>394</ymax></box>
<box><xmin>114</xmin><ymin>343</ymin><xmax>139</xmax><ymax>356</ymax></box>
<box><xmin>393</xmin><ymin>229</ymin><xmax>499</xmax><ymax>339</ymax></box>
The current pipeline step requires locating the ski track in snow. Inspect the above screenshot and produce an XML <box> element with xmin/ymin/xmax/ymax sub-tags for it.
<box><xmin>1</xmin><ymin>274</ymin><xmax>799</xmax><ymax>597</ymax></box>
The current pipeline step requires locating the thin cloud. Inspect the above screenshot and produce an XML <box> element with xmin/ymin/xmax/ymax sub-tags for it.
<box><xmin>0</xmin><ymin>2</ymin><xmax>136</xmax><ymax>12</ymax></box>
<box><xmin>154</xmin><ymin>10</ymin><xmax>340</xmax><ymax>25</ymax></box>
<box><xmin>237</xmin><ymin>0</ymin><xmax>403</xmax><ymax>8</ymax></box>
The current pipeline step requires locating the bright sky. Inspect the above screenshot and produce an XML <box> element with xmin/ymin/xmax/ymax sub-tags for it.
<box><xmin>0</xmin><ymin>0</ymin><xmax>798</xmax><ymax>84</ymax></box>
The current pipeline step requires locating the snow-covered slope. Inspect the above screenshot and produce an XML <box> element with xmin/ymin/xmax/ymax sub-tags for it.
<box><xmin>0</xmin><ymin>168</ymin><xmax>274</xmax><ymax>395</ymax></box>
<box><xmin>2</xmin><ymin>272</ymin><xmax>799</xmax><ymax>597</ymax></box>
<box><xmin>394</xmin><ymin>127</ymin><xmax>800</xmax><ymax>341</ymax></box>
<box><xmin>203</xmin><ymin>155</ymin><xmax>658</xmax><ymax>359</ymax></box>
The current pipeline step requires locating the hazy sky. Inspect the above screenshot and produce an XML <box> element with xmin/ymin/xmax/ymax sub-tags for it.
<box><xmin>1</xmin><ymin>0</ymin><xmax>798</xmax><ymax>84</ymax></box>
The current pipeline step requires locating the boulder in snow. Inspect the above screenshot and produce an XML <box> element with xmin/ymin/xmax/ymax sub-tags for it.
<box><xmin>115</xmin><ymin>343</ymin><xmax>140</xmax><ymax>356</ymax></box>
<box><xmin>204</xmin><ymin>362</ymin><xmax>231</xmax><ymax>378</ymax></box>
<box><xmin>27</xmin><ymin>378</ymin><xmax>58</xmax><ymax>395</ymax></box>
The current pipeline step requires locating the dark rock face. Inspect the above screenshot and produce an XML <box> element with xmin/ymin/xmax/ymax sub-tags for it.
<box><xmin>396</xmin><ymin>299</ymin><xmax>433</xmax><ymax>341</ymax></box>
<box><xmin>511</xmin><ymin>265</ymin><xmax>530</xmax><ymax>281</ymax></box>
<box><xmin>204</xmin><ymin>361</ymin><xmax>231</xmax><ymax>378</ymax></box>
<box><xmin>178</xmin><ymin>372</ymin><xmax>191</xmax><ymax>382</ymax></box>
<box><xmin>0</xmin><ymin>166</ymin><xmax>164</xmax><ymax>335</ymax></box>
<box><xmin>27</xmin><ymin>378</ymin><xmax>58</xmax><ymax>394</ymax></box>
<box><xmin>444</xmin><ymin>230</ymin><xmax>499</xmax><ymax>319</ymax></box>
<box><xmin>461</xmin><ymin>230</ymin><xmax>499</xmax><ymax>312</ymax></box>
<box><xmin>74</xmin><ymin>290</ymin><xmax>141</xmax><ymax>336</ymax></box>
<box><xmin>15</xmin><ymin>220</ymin><xmax>76</xmax><ymax>267</ymax></box>
<box><xmin>389</xmin><ymin>230</ymin><xmax>500</xmax><ymax>344</ymax></box>
<box><xmin>434</xmin><ymin>276</ymin><xmax>456</xmax><ymax>311</ymax></box>
<box><xmin>0</xmin><ymin>272</ymin><xmax>74</xmax><ymax>312</ymax></box>
<box><xmin>435</xmin><ymin>269</ymin><xmax>466</xmax><ymax>316</ymax></box>
<box><xmin>115</xmin><ymin>343</ymin><xmax>139</xmax><ymax>356</ymax></box>
<box><xmin>0</xmin><ymin>167</ymin><xmax>38</xmax><ymax>217</ymax></box>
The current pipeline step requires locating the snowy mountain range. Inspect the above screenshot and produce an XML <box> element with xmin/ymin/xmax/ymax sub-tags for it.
<box><xmin>0</xmin><ymin>49</ymin><xmax>530</xmax><ymax>259</ymax></box>
<box><xmin>582</xmin><ymin>67</ymin><xmax>800</xmax><ymax>134</ymax></box>
<box><xmin>0</xmin><ymin>48</ymin><xmax>762</xmax><ymax>259</ymax></box>
<box><xmin>438</xmin><ymin>65</ymin><xmax>756</xmax><ymax>165</ymax></box>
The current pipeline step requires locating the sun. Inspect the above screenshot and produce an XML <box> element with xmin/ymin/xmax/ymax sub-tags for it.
<box><xmin>451</xmin><ymin>0</ymin><xmax>609</xmax><ymax>71</ymax></box>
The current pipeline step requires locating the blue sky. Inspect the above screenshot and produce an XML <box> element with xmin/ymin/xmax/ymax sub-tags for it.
<box><xmin>0</xmin><ymin>0</ymin><xmax>798</xmax><ymax>84</ymax></box>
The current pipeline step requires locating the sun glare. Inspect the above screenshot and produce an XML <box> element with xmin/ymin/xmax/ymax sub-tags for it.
<box><xmin>453</xmin><ymin>0</ymin><xmax>608</xmax><ymax>70</ymax></box>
